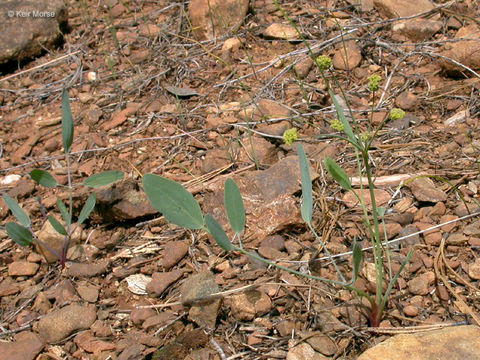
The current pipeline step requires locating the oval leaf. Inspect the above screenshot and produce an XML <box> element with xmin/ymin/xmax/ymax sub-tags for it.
<box><xmin>56</xmin><ymin>199</ymin><xmax>71</xmax><ymax>227</ymax></box>
<box><xmin>30</xmin><ymin>169</ymin><xmax>58</xmax><ymax>188</ymax></box>
<box><xmin>61</xmin><ymin>89</ymin><xmax>74</xmax><ymax>154</ymax></box>
<box><xmin>5</xmin><ymin>222</ymin><xmax>33</xmax><ymax>246</ymax></box>
<box><xmin>47</xmin><ymin>215</ymin><xmax>67</xmax><ymax>236</ymax></box>
<box><xmin>298</xmin><ymin>143</ymin><xmax>313</xmax><ymax>224</ymax></box>
<box><xmin>142</xmin><ymin>174</ymin><xmax>204</xmax><ymax>230</ymax></box>
<box><xmin>205</xmin><ymin>214</ymin><xmax>234</xmax><ymax>251</ymax></box>
<box><xmin>224</xmin><ymin>178</ymin><xmax>245</xmax><ymax>235</ymax></box>
<box><xmin>83</xmin><ymin>171</ymin><xmax>124</xmax><ymax>188</ymax></box>
<box><xmin>324</xmin><ymin>156</ymin><xmax>352</xmax><ymax>191</ymax></box>
<box><xmin>77</xmin><ymin>193</ymin><xmax>96</xmax><ymax>226</ymax></box>
<box><xmin>2</xmin><ymin>194</ymin><xmax>30</xmax><ymax>227</ymax></box>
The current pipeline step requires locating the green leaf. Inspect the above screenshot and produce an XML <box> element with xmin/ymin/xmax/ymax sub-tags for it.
<box><xmin>47</xmin><ymin>215</ymin><xmax>67</xmax><ymax>236</ymax></box>
<box><xmin>329</xmin><ymin>90</ymin><xmax>357</xmax><ymax>147</ymax></box>
<box><xmin>324</xmin><ymin>156</ymin><xmax>352</xmax><ymax>191</ymax></box>
<box><xmin>61</xmin><ymin>89</ymin><xmax>74</xmax><ymax>154</ymax></box>
<box><xmin>2</xmin><ymin>194</ymin><xmax>30</xmax><ymax>227</ymax></box>
<box><xmin>298</xmin><ymin>143</ymin><xmax>312</xmax><ymax>224</ymax></box>
<box><xmin>77</xmin><ymin>193</ymin><xmax>96</xmax><ymax>226</ymax></box>
<box><xmin>352</xmin><ymin>240</ymin><xmax>363</xmax><ymax>283</ymax></box>
<box><xmin>83</xmin><ymin>171</ymin><xmax>124</xmax><ymax>187</ymax></box>
<box><xmin>5</xmin><ymin>222</ymin><xmax>32</xmax><ymax>246</ymax></box>
<box><xmin>142</xmin><ymin>173</ymin><xmax>204</xmax><ymax>229</ymax></box>
<box><xmin>56</xmin><ymin>199</ymin><xmax>71</xmax><ymax>227</ymax></box>
<box><xmin>224</xmin><ymin>178</ymin><xmax>245</xmax><ymax>235</ymax></box>
<box><xmin>30</xmin><ymin>169</ymin><xmax>57</xmax><ymax>188</ymax></box>
<box><xmin>205</xmin><ymin>214</ymin><xmax>234</xmax><ymax>251</ymax></box>
<box><xmin>376</xmin><ymin>207</ymin><xmax>386</xmax><ymax>219</ymax></box>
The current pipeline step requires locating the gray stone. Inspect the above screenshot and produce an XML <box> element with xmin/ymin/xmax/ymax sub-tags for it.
<box><xmin>0</xmin><ymin>0</ymin><xmax>67</xmax><ymax>64</ymax></box>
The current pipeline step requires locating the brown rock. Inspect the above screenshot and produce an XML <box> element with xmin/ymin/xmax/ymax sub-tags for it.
<box><xmin>65</xmin><ymin>259</ymin><xmax>110</xmax><ymax>278</ymax></box>
<box><xmin>255</xmin><ymin>99</ymin><xmax>291</xmax><ymax>119</ymax></box>
<box><xmin>8</xmin><ymin>261</ymin><xmax>39</xmax><ymax>276</ymax></box>
<box><xmin>380</xmin><ymin>222</ymin><xmax>402</xmax><ymax>240</ymax></box>
<box><xmin>7</xmin><ymin>178</ymin><xmax>34</xmax><ymax>198</ymax></box>
<box><xmin>357</xmin><ymin>325</ymin><xmax>480</xmax><ymax>360</ymax></box>
<box><xmin>343</xmin><ymin>188</ymin><xmax>391</xmax><ymax>208</ymax></box>
<box><xmin>395</xmin><ymin>91</ymin><xmax>417</xmax><ymax>110</ymax></box>
<box><xmin>468</xmin><ymin>259</ymin><xmax>480</xmax><ymax>280</ymax></box>
<box><xmin>203</xmin><ymin>156</ymin><xmax>317</xmax><ymax>242</ymax></box>
<box><xmin>0</xmin><ymin>331</ymin><xmax>44</xmax><ymax>360</ymax></box>
<box><xmin>293</xmin><ymin>57</ymin><xmax>314</xmax><ymax>79</ymax></box>
<box><xmin>188</xmin><ymin>0</ymin><xmax>249</xmax><ymax>40</ymax></box>
<box><xmin>304</xmin><ymin>332</ymin><xmax>337</xmax><ymax>356</ymax></box>
<box><xmin>403</xmin><ymin>305</ymin><xmax>419</xmax><ymax>317</ymax></box>
<box><xmin>263</xmin><ymin>23</ymin><xmax>299</xmax><ymax>40</ymax></box>
<box><xmin>146</xmin><ymin>269</ymin><xmax>183</xmax><ymax>297</ymax></box>
<box><xmin>393</xmin><ymin>19</ymin><xmax>442</xmax><ymax>42</ymax></box>
<box><xmin>229</xmin><ymin>290</ymin><xmax>271</xmax><ymax>321</ymax></box>
<box><xmin>287</xmin><ymin>342</ymin><xmax>329</xmax><ymax>360</ymax></box>
<box><xmin>181</xmin><ymin>270</ymin><xmax>221</xmax><ymax>328</ymax></box>
<box><xmin>373</xmin><ymin>0</ymin><xmax>434</xmax><ymax>18</ymax></box>
<box><xmin>408</xmin><ymin>271</ymin><xmax>435</xmax><ymax>295</ymax></box>
<box><xmin>332</xmin><ymin>41</ymin><xmax>362</xmax><ymax>70</ymax></box>
<box><xmin>0</xmin><ymin>0</ymin><xmax>67</xmax><ymax>64</ymax></box>
<box><xmin>238</xmin><ymin>136</ymin><xmax>278</xmax><ymax>166</ymax></box>
<box><xmin>130</xmin><ymin>307</ymin><xmax>156</xmax><ymax>326</ymax></box>
<box><xmin>94</xmin><ymin>179</ymin><xmax>157</xmax><ymax>222</ymax></box>
<box><xmin>440</xmin><ymin>24</ymin><xmax>480</xmax><ymax>75</ymax></box>
<box><xmin>74</xmin><ymin>331</ymin><xmax>115</xmax><ymax>354</ymax></box>
<box><xmin>407</xmin><ymin>177</ymin><xmax>447</xmax><ymax>203</ymax></box>
<box><xmin>162</xmin><ymin>241</ymin><xmax>189</xmax><ymax>270</ymax></box>
<box><xmin>142</xmin><ymin>312</ymin><xmax>177</xmax><ymax>331</ymax></box>
<box><xmin>103</xmin><ymin>103</ymin><xmax>141</xmax><ymax>131</ymax></box>
<box><xmin>36</xmin><ymin>220</ymin><xmax>82</xmax><ymax>263</ymax></box>
<box><xmin>463</xmin><ymin>219</ymin><xmax>480</xmax><ymax>236</ymax></box>
<box><xmin>277</xmin><ymin>320</ymin><xmax>299</xmax><ymax>337</ymax></box>
<box><xmin>201</xmin><ymin>148</ymin><xmax>231</xmax><ymax>174</ymax></box>
<box><xmin>76</xmin><ymin>282</ymin><xmax>99</xmax><ymax>302</ymax></box>
<box><xmin>33</xmin><ymin>303</ymin><xmax>97</xmax><ymax>343</ymax></box>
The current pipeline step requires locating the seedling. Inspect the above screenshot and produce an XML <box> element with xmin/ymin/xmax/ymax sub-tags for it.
<box><xmin>3</xmin><ymin>89</ymin><xmax>124</xmax><ymax>268</ymax></box>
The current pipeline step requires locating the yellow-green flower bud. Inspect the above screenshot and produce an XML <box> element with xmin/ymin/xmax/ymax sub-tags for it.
<box><xmin>389</xmin><ymin>108</ymin><xmax>405</xmax><ymax>121</ymax></box>
<box><xmin>360</xmin><ymin>131</ymin><xmax>370</xmax><ymax>142</ymax></box>
<box><xmin>367</xmin><ymin>74</ymin><xmax>381</xmax><ymax>92</ymax></box>
<box><xmin>329</xmin><ymin>119</ymin><xmax>344</xmax><ymax>132</ymax></box>
<box><xmin>283</xmin><ymin>128</ymin><xmax>298</xmax><ymax>145</ymax></box>
<box><xmin>315</xmin><ymin>55</ymin><xmax>332</xmax><ymax>71</ymax></box>
<box><xmin>282</xmin><ymin>128</ymin><xmax>298</xmax><ymax>146</ymax></box>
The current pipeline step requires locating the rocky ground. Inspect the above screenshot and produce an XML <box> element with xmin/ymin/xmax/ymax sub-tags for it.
<box><xmin>1</xmin><ymin>0</ymin><xmax>480</xmax><ymax>359</ymax></box>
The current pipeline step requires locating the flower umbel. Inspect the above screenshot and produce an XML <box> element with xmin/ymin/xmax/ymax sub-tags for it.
<box><xmin>367</xmin><ymin>74</ymin><xmax>381</xmax><ymax>92</ymax></box>
<box><xmin>315</xmin><ymin>55</ymin><xmax>332</xmax><ymax>71</ymax></box>
<box><xmin>329</xmin><ymin>119</ymin><xmax>344</xmax><ymax>132</ymax></box>
<box><xmin>282</xmin><ymin>128</ymin><xmax>298</xmax><ymax>146</ymax></box>
<box><xmin>389</xmin><ymin>108</ymin><xmax>405</xmax><ymax>121</ymax></box>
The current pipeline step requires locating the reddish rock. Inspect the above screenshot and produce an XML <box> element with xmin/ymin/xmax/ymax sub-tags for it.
<box><xmin>0</xmin><ymin>332</ymin><xmax>44</xmax><ymax>360</ymax></box>
<box><xmin>333</xmin><ymin>41</ymin><xmax>362</xmax><ymax>70</ymax></box>
<box><xmin>146</xmin><ymin>270</ymin><xmax>184</xmax><ymax>297</ymax></box>
<box><xmin>33</xmin><ymin>303</ymin><xmax>97</xmax><ymax>343</ymax></box>
<box><xmin>8</xmin><ymin>261</ymin><xmax>39</xmax><ymax>276</ymax></box>
<box><xmin>188</xmin><ymin>0</ymin><xmax>249</xmax><ymax>40</ymax></box>
<box><xmin>162</xmin><ymin>241</ymin><xmax>189</xmax><ymax>270</ymax></box>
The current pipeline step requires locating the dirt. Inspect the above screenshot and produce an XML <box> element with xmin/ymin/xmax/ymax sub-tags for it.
<box><xmin>1</xmin><ymin>0</ymin><xmax>480</xmax><ymax>359</ymax></box>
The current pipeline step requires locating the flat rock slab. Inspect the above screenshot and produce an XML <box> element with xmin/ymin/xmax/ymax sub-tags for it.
<box><xmin>203</xmin><ymin>156</ymin><xmax>318</xmax><ymax>244</ymax></box>
<box><xmin>358</xmin><ymin>325</ymin><xmax>480</xmax><ymax>360</ymax></box>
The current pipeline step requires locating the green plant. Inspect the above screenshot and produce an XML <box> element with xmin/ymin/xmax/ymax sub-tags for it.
<box><xmin>314</xmin><ymin>55</ymin><xmax>413</xmax><ymax>326</ymax></box>
<box><xmin>3</xmin><ymin>89</ymin><xmax>124</xmax><ymax>268</ymax></box>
